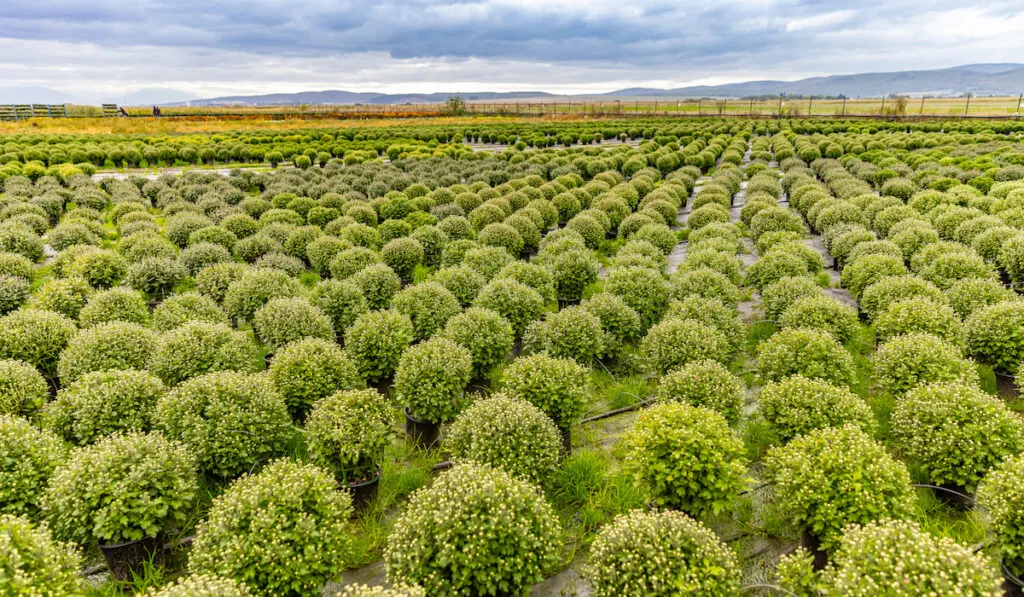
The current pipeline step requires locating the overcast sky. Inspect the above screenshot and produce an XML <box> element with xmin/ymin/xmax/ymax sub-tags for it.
<box><xmin>1</xmin><ymin>0</ymin><xmax>1023</xmax><ymax>101</ymax></box>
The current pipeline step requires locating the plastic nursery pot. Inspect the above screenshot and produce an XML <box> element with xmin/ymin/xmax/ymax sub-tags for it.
<box><xmin>800</xmin><ymin>531</ymin><xmax>829</xmax><ymax>572</ymax></box>
<box><xmin>263</xmin><ymin>353</ymin><xmax>274</xmax><ymax>369</ymax></box>
<box><xmin>1003</xmin><ymin>560</ymin><xmax>1024</xmax><ymax>597</ymax></box>
<box><xmin>334</xmin><ymin>332</ymin><xmax>345</xmax><ymax>348</ymax></box>
<box><xmin>560</xmin><ymin>427</ymin><xmax>572</xmax><ymax>456</ymax></box>
<box><xmin>98</xmin><ymin>536</ymin><xmax>163</xmax><ymax>582</ymax></box>
<box><xmin>557</xmin><ymin>297</ymin><xmax>582</xmax><ymax>310</ymax></box>
<box><xmin>404</xmin><ymin>407</ymin><xmax>440</xmax><ymax>449</ymax></box>
<box><xmin>45</xmin><ymin>376</ymin><xmax>60</xmax><ymax>400</ymax></box>
<box><xmin>995</xmin><ymin>372</ymin><xmax>1020</xmax><ymax>400</ymax></box>
<box><xmin>338</xmin><ymin>464</ymin><xmax>382</xmax><ymax>512</ymax></box>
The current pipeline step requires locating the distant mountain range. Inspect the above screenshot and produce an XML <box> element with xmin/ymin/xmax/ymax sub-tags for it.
<box><xmin>3</xmin><ymin>64</ymin><xmax>1024</xmax><ymax>106</ymax></box>
<box><xmin>607</xmin><ymin>64</ymin><xmax>1024</xmax><ymax>98</ymax></box>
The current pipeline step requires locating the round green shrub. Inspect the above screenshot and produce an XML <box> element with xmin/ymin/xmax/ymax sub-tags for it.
<box><xmin>965</xmin><ymin>300</ymin><xmax>1024</xmax><ymax>372</ymax></box>
<box><xmin>779</xmin><ymin>294</ymin><xmax>859</xmax><ymax>344</ymax></box>
<box><xmin>585</xmin><ymin>510</ymin><xmax>740</xmax><ymax>597</ymax></box>
<box><xmin>500</xmin><ymin>354</ymin><xmax>588</xmax><ymax>431</ymax></box>
<box><xmin>56</xmin><ymin>321</ymin><xmax>155</xmax><ymax>383</ymax></box>
<box><xmin>40</xmin><ymin>431</ymin><xmax>197</xmax><ymax>544</ymax></box>
<box><xmin>391</xmin><ymin>282</ymin><xmax>462</xmax><ymax>341</ymax></box>
<box><xmin>189</xmin><ymin>459</ymin><xmax>353</xmax><ymax>597</ymax></box>
<box><xmin>42</xmin><ymin>369</ymin><xmax>164</xmax><ymax>445</ymax></box>
<box><xmin>444</xmin><ymin>395</ymin><xmax>561</xmax><ymax>483</ymax></box>
<box><xmin>0</xmin><ymin>514</ymin><xmax>84</xmax><ymax>595</ymax></box>
<box><xmin>977</xmin><ymin>453</ymin><xmax>1024</xmax><ymax>576</ymax></box>
<box><xmin>0</xmin><ymin>275</ymin><xmax>29</xmax><ymax>315</ymax></box>
<box><xmin>380</xmin><ymin>237</ymin><xmax>424</xmax><ymax>282</ymax></box>
<box><xmin>0</xmin><ymin>359</ymin><xmax>47</xmax><ymax>416</ymax></box>
<box><xmin>945</xmin><ymin>278</ymin><xmax>1018</xmax><ymax>319</ymax></box>
<box><xmin>146</xmin><ymin>574</ymin><xmax>253</xmax><ymax>597</ymax></box>
<box><xmin>310</xmin><ymin>279</ymin><xmax>369</xmax><ymax>336</ymax></box>
<box><xmin>305</xmin><ymin>388</ymin><xmax>392</xmax><ymax>483</ymax></box>
<box><xmin>495</xmin><ymin>261</ymin><xmax>556</xmax><ymax>302</ymax></box>
<box><xmin>550</xmin><ymin>249</ymin><xmax>599</xmax><ymax>302</ymax></box>
<box><xmin>664</xmin><ymin>295</ymin><xmax>745</xmax><ymax>358</ymax></box>
<box><xmin>580</xmin><ymin>292</ymin><xmax>642</xmax><ymax>351</ymax></box>
<box><xmin>78</xmin><ymin>287</ymin><xmax>149</xmax><ymax>328</ymax></box>
<box><xmin>462</xmin><ymin>245</ymin><xmax>514</xmax><ymax>280</ymax></box>
<box><xmin>439</xmin><ymin>307</ymin><xmax>514</xmax><ymax>378</ymax></box>
<box><xmin>430</xmin><ymin>265</ymin><xmax>486</xmax><ymax>307</ymax></box>
<box><xmin>385</xmin><ymin>462</ymin><xmax>559</xmax><ymax>597</ymax></box>
<box><xmin>154</xmin><ymin>372</ymin><xmax>291</xmax><ymax>478</ymax></box>
<box><xmin>757</xmin><ymin>327</ymin><xmax>855</xmax><ymax>387</ymax></box>
<box><xmin>761</xmin><ymin>276</ymin><xmax>822</xmax><ymax>320</ymax></box>
<box><xmin>523</xmin><ymin>306</ymin><xmax>605</xmax><ymax>364</ymax></box>
<box><xmin>892</xmin><ymin>381</ymin><xmax>1024</xmax><ymax>491</ymax></box>
<box><xmin>336</xmin><ymin>584</ymin><xmax>425</xmax><ymax>597</ymax></box>
<box><xmin>472</xmin><ymin>278</ymin><xmax>545</xmax><ymax>336</ymax></box>
<box><xmin>329</xmin><ymin>246</ymin><xmax>381</xmax><ymax>279</ymax></box>
<box><xmin>149</xmin><ymin>321</ymin><xmax>260</xmax><ymax>385</ymax></box>
<box><xmin>394</xmin><ymin>337</ymin><xmax>472</xmax><ymax>424</ymax></box>
<box><xmin>477</xmin><ymin>222</ymin><xmax>524</xmax><ymax>256</ymax></box>
<box><xmin>859</xmin><ymin>275</ymin><xmax>946</xmax><ymax>320</ymax></box>
<box><xmin>268</xmin><ymin>338</ymin><xmax>362</xmax><ymax>419</ymax></box>
<box><xmin>746</xmin><ymin>251</ymin><xmax>810</xmax><ymax>291</ymax></box>
<box><xmin>841</xmin><ymin>254</ymin><xmax>908</xmax><ymax>298</ymax></box>
<box><xmin>195</xmin><ymin>262</ymin><xmax>248</xmax><ymax>304</ymax></box>
<box><xmin>27</xmin><ymin>276</ymin><xmax>92</xmax><ymax>320</ymax></box>
<box><xmin>641</xmin><ymin>318</ymin><xmax>730</xmax><ymax>375</ymax></box>
<box><xmin>0</xmin><ymin>416</ymin><xmax>66</xmax><ymax>517</ymax></box>
<box><xmin>66</xmin><ymin>248</ymin><xmax>126</xmax><ymax>289</ymax></box>
<box><xmin>252</xmin><ymin>297</ymin><xmax>333</xmax><ymax>350</ymax></box>
<box><xmin>0</xmin><ymin>309</ymin><xmax>77</xmax><ymax>375</ymax></box>
<box><xmin>344</xmin><ymin>310</ymin><xmax>414</xmax><ymax>383</ymax></box>
<box><xmin>152</xmin><ymin>292</ymin><xmax>228</xmax><ymax>332</ymax></box>
<box><xmin>349</xmin><ymin>263</ymin><xmax>402</xmax><ymax>310</ymax></box>
<box><xmin>222</xmin><ymin>267</ymin><xmax>301</xmax><ymax>322</ymax></box>
<box><xmin>655</xmin><ymin>360</ymin><xmax>744</xmax><ymax>424</ymax></box>
<box><xmin>622</xmin><ymin>403</ymin><xmax>747</xmax><ymax>515</ymax></box>
<box><xmin>604</xmin><ymin>266</ymin><xmax>669</xmax><ymax>330</ymax></box>
<box><xmin>873</xmin><ymin>297</ymin><xmax>962</xmax><ymax>346</ymax></box>
<box><xmin>764</xmin><ymin>425</ymin><xmax>915</xmax><ymax>551</ymax></box>
<box><xmin>759</xmin><ymin>375</ymin><xmax>873</xmax><ymax>442</ymax></box>
<box><xmin>749</xmin><ymin>206</ymin><xmax>807</xmax><ymax>243</ymax></box>
<box><xmin>873</xmin><ymin>332</ymin><xmax>977</xmax><ymax>397</ymax></box>
<box><xmin>126</xmin><ymin>257</ymin><xmax>187</xmax><ymax>298</ymax></box>
<box><xmin>0</xmin><ymin>252</ymin><xmax>33</xmax><ymax>280</ymax></box>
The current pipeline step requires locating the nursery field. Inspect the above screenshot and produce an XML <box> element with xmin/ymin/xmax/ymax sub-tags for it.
<box><xmin>3</xmin><ymin>116</ymin><xmax>1024</xmax><ymax>596</ymax></box>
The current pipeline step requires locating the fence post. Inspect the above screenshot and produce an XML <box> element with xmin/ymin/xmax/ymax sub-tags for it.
<box><xmin>749</xmin><ymin>97</ymin><xmax>754</xmax><ymax>117</ymax></box>
<box><xmin>1017</xmin><ymin>93</ymin><xmax>1023</xmax><ymax>120</ymax></box>
<box><xmin>697</xmin><ymin>98</ymin><xmax>702</xmax><ymax>117</ymax></box>
<box><xmin>920</xmin><ymin>96</ymin><xmax>925</xmax><ymax>119</ymax></box>
<box><xmin>964</xmin><ymin>93</ymin><xmax>972</xmax><ymax>117</ymax></box>
<box><xmin>808</xmin><ymin>96</ymin><xmax>812</xmax><ymax>116</ymax></box>
<box><xmin>777</xmin><ymin>95</ymin><xmax>783</xmax><ymax>117</ymax></box>
<box><xmin>880</xmin><ymin>95</ymin><xmax>886</xmax><ymax>116</ymax></box>
<box><xmin>841</xmin><ymin>97</ymin><xmax>846</xmax><ymax>117</ymax></box>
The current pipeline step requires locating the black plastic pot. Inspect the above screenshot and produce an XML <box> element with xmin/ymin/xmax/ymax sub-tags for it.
<box><xmin>373</xmin><ymin>378</ymin><xmax>391</xmax><ymax>397</ymax></box>
<box><xmin>405</xmin><ymin>407</ymin><xmax>440</xmax><ymax>449</ymax></box>
<box><xmin>45</xmin><ymin>376</ymin><xmax>60</xmax><ymax>400</ymax></box>
<box><xmin>146</xmin><ymin>297</ymin><xmax>162</xmax><ymax>312</ymax></box>
<box><xmin>1004</xmin><ymin>560</ymin><xmax>1024</xmax><ymax>597</ymax></box>
<box><xmin>98</xmin><ymin>536</ymin><xmax>162</xmax><ymax>581</ymax></box>
<box><xmin>335</xmin><ymin>333</ymin><xmax>345</xmax><ymax>348</ymax></box>
<box><xmin>800</xmin><ymin>531</ymin><xmax>829</xmax><ymax>571</ymax></box>
<box><xmin>557</xmin><ymin>297</ymin><xmax>582</xmax><ymax>311</ymax></box>
<box><xmin>520</xmin><ymin>248</ymin><xmax>532</xmax><ymax>260</ymax></box>
<box><xmin>560</xmin><ymin>427</ymin><xmax>572</xmax><ymax>456</ymax></box>
<box><xmin>339</xmin><ymin>464</ymin><xmax>382</xmax><ymax>512</ymax></box>
<box><xmin>995</xmin><ymin>372</ymin><xmax>1020</xmax><ymax>400</ymax></box>
<box><xmin>263</xmin><ymin>353</ymin><xmax>274</xmax><ymax>369</ymax></box>
<box><xmin>932</xmin><ymin>483</ymin><xmax>974</xmax><ymax>511</ymax></box>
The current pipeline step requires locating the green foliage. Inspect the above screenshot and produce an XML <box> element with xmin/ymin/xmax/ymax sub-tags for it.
<box><xmin>336</xmin><ymin>584</ymin><xmax>425</xmax><ymax>597</ymax></box>
<box><xmin>223</xmin><ymin>267</ymin><xmax>302</xmax><ymax>322</ymax></box>
<box><xmin>152</xmin><ymin>292</ymin><xmax>229</xmax><ymax>331</ymax></box>
<box><xmin>350</xmin><ymin>263</ymin><xmax>402</xmax><ymax>310</ymax></box>
<box><xmin>310</xmin><ymin>279</ymin><xmax>369</xmax><ymax>336</ymax></box>
<box><xmin>27</xmin><ymin>276</ymin><xmax>92</xmax><ymax>320</ymax></box>
<box><xmin>252</xmin><ymin>297</ymin><xmax>334</xmax><ymax>350</ymax></box>
<box><xmin>655</xmin><ymin>360</ymin><xmax>744</xmax><ymax>424</ymax></box>
<box><xmin>189</xmin><ymin>459</ymin><xmax>353</xmax><ymax>597</ymax></box>
<box><xmin>873</xmin><ymin>297</ymin><xmax>963</xmax><ymax>346</ymax></box>
<box><xmin>0</xmin><ymin>514</ymin><xmax>84</xmax><ymax>596</ymax></box>
<box><xmin>501</xmin><ymin>354</ymin><xmax>589</xmax><ymax>430</ymax></box>
<box><xmin>780</xmin><ymin>295</ymin><xmax>859</xmax><ymax>344</ymax></box>
<box><xmin>0</xmin><ymin>416</ymin><xmax>66</xmax><ymax>518</ymax></box>
<box><xmin>892</xmin><ymin>381</ymin><xmax>1024</xmax><ymax>491</ymax></box>
<box><xmin>149</xmin><ymin>321</ymin><xmax>260</xmax><ymax>385</ymax></box>
<box><xmin>757</xmin><ymin>327</ymin><xmax>855</xmax><ymax>387</ymax></box>
<box><xmin>154</xmin><ymin>372</ymin><xmax>291</xmax><ymax>478</ymax></box>
<box><xmin>78</xmin><ymin>287</ymin><xmax>149</xmax><ymax>328</ymax></box>
<box><xmin>781</xmin><ymin>520</ymin><xmax>1003</xmax><ymax>596</ymax></box>
<box><xmin>40</xmin><ymin>431</ymin><xmax>197</xmax><ymax>544</ymax></box>
<box><xmin>523</xmin><ymin>306</ymin><xmax>605</xmax><ymax>364</ymax></box>
<box><xmin>585</xmin><ymin>510</ymin><xmax>740</xmax><ymax>597</ymax></box>
<box><xmin>381</xmin><ymin>237</ymin><xmax>424</xmax><ymax>282</ymax></box>
<box><xmin>0</xmin><ymin>308</ymin><xmax>77</xmax><ymax>375</ymax></box>
<box><xmin>840</xmin><ymin>254</ymin><xmax>908</xmax><ymax>298</ymax></box>
<box><xmin>873</xmin><ymin>333</ymin><xmax>978</xmax><ymax>397</ymax></box>
<box><xmin>761</xmin><ymin>276</ymin><xmax>822</xmax><ymax>320</ymax></box>
<box><xmin>195</xmin><ymin>262</ymin><xmax>248</xmax><ymax>304</ymax></box>
<box><xmin>268</xmin><ymin>338</ymin><xmax>362</xmax><ymax>419</ymax></box>
<box><xmin>385</xmin><ymin>463</ymin><xmax>560</xmax><ymax>597</ymax></box>
<box><xmin>965</xmin><ymin>300</ymin><xmax>1024</xmax><ymax>372</ymax></box>
<box><xmin>859</xmin><ymin>275</ymin><xmax>945</xmax><ymax>321</ymax></box>
<box><xmin>765</xmin><ymin>425</ymin><xmax>915</xmax><ymax>552</ymax></box>
<box><xmin>621</xmin><ymin>403</ymin><xmax>747</xmax><ymax>515</ymax></box>
<box><xmin>305</xmin><ymin>388</ymin><xmax>392</xmax><ymax>482</ymax></box>
<box><xmin>439</xmin><ymin>307</ymin><xmax>514</xmax><ymax>378</ymax></box>
<box><xmin>344</xmin><ymin>310</ymin><xmax>414</xmax><ymax>383</ymax></box>
<box><xmin>444</xmin><ymin>395</ymin><xmax>562</xmax><ymax>483</ymax></box>
<box><xmin>977</xmin><ymin>453</ymin><xmax>1024</xmax><ymax>576</ymax></box>
<box><xmin>391</xmin><ymin>281</ymin><xmax>462</xmax><ymax>341</ymax></box>
<box><xmin>146</xmin><ymin>574</ymin><xmax>253</xmax><ymax>597</ymax></box>
<box><xmin>641</xmin><ymin>318</ymin><xmax>730</xmax><ymax>375</ymax></box>
<box><xmin>759</xmin><ymin>375</ymin><xmax>874</xmax><ymax>442</ymax></box>
<box><xmin>472</xmin><ymin>278</ymin><xmax>545</xmax><ymax>336</ymax></box>
<box><xmin>57</xmin><ymin>321</ymin><xmax>155</xmax><ymax>383</ymax></box>
<box><xmin>944</xmin><ymin>278</ymin><xmax>1017</xmax><ymax>319</ymax></box>
<box><xmin>0</xmin><ymin>359</ymin><xmax>47</xmax><ymax>416</ymax></box>
<box><xmin>394</xmin><ymin>337</ymin><xmax>472</xmax><ymax>424</ymax></box>
<box><xmin>41</xmin><ymin>369</ymin><xmax>165</xmax><ymax>445</ymax></box>
<box><xmin>430</xmin><ymin>265</ymin><xmax>486</xmax><ymax>307</ymax></box>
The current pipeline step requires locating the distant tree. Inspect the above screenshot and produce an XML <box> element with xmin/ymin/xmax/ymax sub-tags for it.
<box><xmin>446</xmin><ymin>95</ymin><xmax>467</xmax><ymax>116</ymax></box>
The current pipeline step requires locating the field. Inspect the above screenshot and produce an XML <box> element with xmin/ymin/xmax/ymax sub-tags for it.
<box><xmin>2</xmin><ymin>115</ymin><xmax>1024</xmax><ymax>596</ymax></box>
